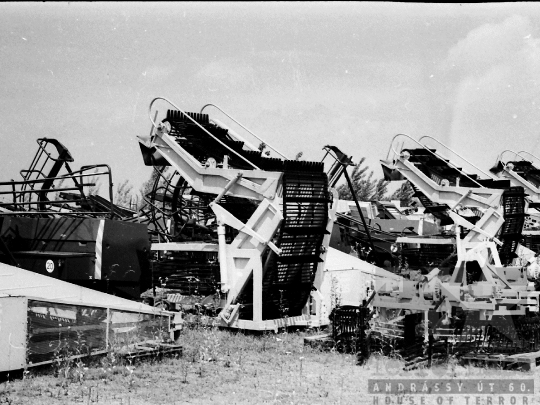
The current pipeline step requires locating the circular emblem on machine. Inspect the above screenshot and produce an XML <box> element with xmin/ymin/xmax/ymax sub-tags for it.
<box><xmin>45</xmin><ymin>259</ymin><xmax>55</xmax><ymax>273</ymax></box>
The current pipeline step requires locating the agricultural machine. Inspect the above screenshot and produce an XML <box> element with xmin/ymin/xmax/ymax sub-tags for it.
<box><xmin>331</xmin><ymin>134</ymin><xmax>540</xmax><ymax>368</ymax></box>
<box><xmin>0</xmin><ymin>138</ymin><xmax>151</xmax><ymax>299</ymax></box>
<box><xmin>329</xmin><ymin>198</ymin><xmax>441</xmax><ymax>273</ymax></box>
<box><xmin>490</xmin><ymin>149</ymin><xmax>540</xmax><ymax>256</ymax></box>
<box><xmin>0</xmin><ymin>140</ymin><xmax>180</xmax><ymax>375</ymax></box>
<box><xmin>136</xmin><ymin>98</ymin><xmax>382</xmax><ymax>330</ymax></box>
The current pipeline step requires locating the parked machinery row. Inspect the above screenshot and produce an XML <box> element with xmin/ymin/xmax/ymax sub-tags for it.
<box><xmin>0</xmin><ymin>102</ymin><xmax>402</xmax><ymax>332</ymax></box>
<box><xmin>8</xmin><ymin>100</ymin><xmax>540</xmax><ymax>363</ymax></box>
<box><xmin>334</xmin><ymin>134</ymin><xmax>540</xmax><ymax>366</ymax></box>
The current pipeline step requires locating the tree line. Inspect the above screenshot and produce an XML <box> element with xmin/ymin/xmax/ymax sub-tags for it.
<box><xmin>336</xmin><ymin>157</ymin><xmax>414</xmax><ymax>204</ymax></box>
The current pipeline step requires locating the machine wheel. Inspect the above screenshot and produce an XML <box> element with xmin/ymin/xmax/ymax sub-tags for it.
<box><xmin>144</xmin><ymin>168</ymin><xmax>216</xmax><ymax>242</ymax></box>
<box><xmin>154</xmin><ymin>300</ymin><xmax>171</xmax><ymax>311</ymax></box>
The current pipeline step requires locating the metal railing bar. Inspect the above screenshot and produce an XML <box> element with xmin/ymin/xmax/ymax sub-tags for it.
<box><xmin>517</xmin><ymin>150</ymin><xmax>540</xmax><ymax>168</ymax></box>
<box><xmin>200</xmin><ymin>103</ymin><xmax>288</xmax><ymax>160</ymax></box>
<box><xmin>387</xmin><ymin>134</ymin><xmax>485</xmax><ymax>188</ymax></box>
<box><xmin>419</xmin><ymin>135</ymin><xmax>496</xmax><ymax>180</ymax></box>
<box><xmin>0</xmin><ymin>186</ymin><xmax>95</xmax><ymax>195</ymax></box>
<box><xmin>148</xmin><ymin>97</ymin><xmax>260</xmax><ymax>170</ymax></box>
<box><xmin>1</xmin><ymin>171</ymin><xmax>111</xmax><ymax>186</ymax></box>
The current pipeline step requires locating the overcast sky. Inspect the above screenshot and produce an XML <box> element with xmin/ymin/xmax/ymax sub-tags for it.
<box><xmin>2</xmin><ymin>2</ymin><xmax>540</xmax><ymax>196</ymax></box>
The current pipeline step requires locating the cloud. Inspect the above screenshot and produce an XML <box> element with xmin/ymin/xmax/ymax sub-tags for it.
<box><xmin>446</xmin><ymin>15</ymin><xmax>532</xmax><ymax>76</ymax></box>
<box><xmin>441</xmin><ymin>15</ymin><xmax>540</xmax><ymax>167</ymax></box>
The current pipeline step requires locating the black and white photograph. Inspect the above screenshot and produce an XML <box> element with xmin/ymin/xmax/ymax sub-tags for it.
<box><xmin>1</xmin><ymin>2</ymin><xmax>540</xmax><ymax>404</ymax></box>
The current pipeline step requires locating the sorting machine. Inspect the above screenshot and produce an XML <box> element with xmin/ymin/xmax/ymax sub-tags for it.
<box><xmin>137</xmin><ymin>98</ymin><xmax>341</xmax><ymax>330</ymax></box>
<box><xmin>337</xmin><ymin>134</ymin><xmax>540</xmax><ymax>365</ymax></box>
<box><xmin>490</xmin><ymin>149</ymin><xmax>540</xmax><ymax>256</ymax></box>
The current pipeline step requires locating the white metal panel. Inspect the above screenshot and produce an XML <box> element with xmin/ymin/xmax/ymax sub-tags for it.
<box><xmin>318</xmin><ymin>248</ymin><xmax>403</xmax><ymax>324</ymax></box>
<box><xmin>151</xmin><ymin>242</ymin><xmax>218</xmax><ymax>252</ymax></box>
<box><xmin>323</xmin><ymin>248</ymin><xmax>401</xmax><ymax>280</ymax></box>
<box><xmin>0</xmin><ymin>296</ymin><xmax>27</xmax><ymax>372</ymax></box>
<box><xmin>0</xmin><ymin>262</ymin><xmax>162</xmax><ymax>314</ymax></box>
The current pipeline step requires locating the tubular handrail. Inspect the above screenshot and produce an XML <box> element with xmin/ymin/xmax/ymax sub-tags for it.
<box><xmin>419</xmin><ymin>135</ymin><xmax>496</xmax><ymax>180</ymax></box>
<box><xmin>0</xmin><ymin>170</ymin><xmax>111</xmax><ymax>187</ymax></box>
<box><xmin>321</xmin><ymin>145</ymin><xmax>354</xmax><ymax>187</ymax></box>
<box><xmin>22</xmin><ymin>146</ymin><xmax>44</xmax><ymax>183</ymax></box>
<box><xmin>386</xmin><ymin>134</ymin><xmax>485</xmax><ymax>188</ymax></box>
<box><xmin>0</xmin><ymin>187</ymin><xmax>95</xmax><ymax>195</ymax></box>
<box><xmin>496</xmin><ymin>149</ymin><xmax>540</xmax><ymax>177</ymax></box>
<box><xmin>148</xmin><ymin>97</ymin><xmax>260</xmax><ymax>170</ymax></box>
<box><xmin>517</xmin><ymin>151</ymin><xmax>540</xmax><ymax>169</ymax></box>
<box><xmin>21</xmin><ymin>138</ymin><xmax>73</xmax><ymax>184</ymax></box>
<box><xmin>497</xmin><ymin>149</ymin><xmax>527</xmax><ymax>166</ymax></box>
<box><xmin>80</xmin><ymin>164</ymin><xmax>115</xmax><ymax>219</ymax></box>
<box><xmin>386</xmin><ymin>133</ymin><xmax>417</xmax><ymax>161</ymax></box>
<box><xmin>21</xmin><ymin>151</ymin><xmax>46</xmax><ymax>185</ymax></box>
<box><xmin>0</xmin><ymin>211</ymin><xmax>119</xmax><ymax>216</ymax></box>
<box><xmin>1</xmin><ymin>165</ymin><xmax>115</xmax><ymax>218</ymax></box>
<box><xmin>34</xmin><ymin>138</ymin><xmax>73</xmax><ymax>163</ymax></box>
<box><xmin>200</xmin><ymin>103</ymin><xmax>289</xmax><ymax>160</ymax></box>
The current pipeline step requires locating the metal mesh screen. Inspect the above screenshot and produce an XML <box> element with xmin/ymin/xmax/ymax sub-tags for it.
<box><xmin>27</xmin><ymin>300</ymin><xmax>107</xmax><ymax>365</ymax></box>
<box><xmin>27</xmin><ymin>300</ymin><xmax>171</xmax><ymax>366</ymax></box>
<box><xmin>108</xmin><ymin>310</ymin><xmax>170</xmax><ymax>350</ymax></box>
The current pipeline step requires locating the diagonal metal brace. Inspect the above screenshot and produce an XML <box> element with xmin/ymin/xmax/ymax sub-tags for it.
<box><xmin>210</xmin><ymin>203</ymin><xmax>282</xmax><ymax>255</ymax></box>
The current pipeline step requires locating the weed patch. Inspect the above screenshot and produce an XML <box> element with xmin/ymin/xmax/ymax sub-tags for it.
<box><xmin>1</xmin><ymin>326</ymin><xmax>537</xmax><ymax>405</ymax></box>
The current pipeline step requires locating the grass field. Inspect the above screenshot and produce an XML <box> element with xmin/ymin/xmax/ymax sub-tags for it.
<box><xmin>1</xmin><ymin>325</ymin><xmax>539</xmax><ymax>405</ymax></box>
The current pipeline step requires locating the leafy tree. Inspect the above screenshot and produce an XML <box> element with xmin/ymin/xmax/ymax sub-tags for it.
<box><xmin>389</xmin><ymin>181</ymin><xmax>415</xmax><ymax>206</ymax></box>
<box><xmin>114</xmin><ymin>179</ymin><xmax>135</xmax><ymax>208</ymax></box>
<box><xmin>139</xmin><ymin>167</ymin><xmax>163</xmax><ymax>203</ymax></box>
<box><xmin>85</xmin><ymin>175</ymin><xmax>101</xmax><ymax>196</ymax></box>
<box><xmin>337</xmin><ymin>157</ymin><xmax>389</xmax><ymax>202</ymax></box>
<box><xmin>372</xmin><ymin>178</ymin><xmax>390</xmax><ymax>201</ymax></box>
